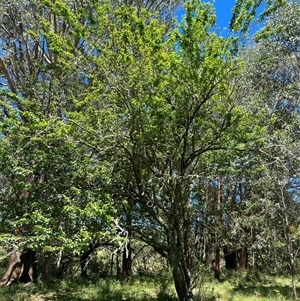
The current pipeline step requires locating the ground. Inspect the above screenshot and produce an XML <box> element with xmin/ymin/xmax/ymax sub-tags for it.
<box><xmin>0</xmin><ymin>272</ymin><xmax>298</xmax><ymax>301</ymax></box>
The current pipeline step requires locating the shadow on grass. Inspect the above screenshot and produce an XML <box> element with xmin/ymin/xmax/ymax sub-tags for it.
<box><xmin>43</xmin><ymin>293</ymin><xmax>177</xmax><ymax>301</ymax></box>
<box><xmin>232</xmin><ymin>282</ymin><xmax>299</xmax><ymax>300</ymax></box>
<box><xmin>0</xmin><ymin>278</ymin><xmax>178</xmax><ymax>301</ymax></box>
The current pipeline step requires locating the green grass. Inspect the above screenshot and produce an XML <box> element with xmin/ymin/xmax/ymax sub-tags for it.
<box><xmin>0</xmin><ymin>272</ymin><xmax>298</xmax><ymax>301</ymax></box>
<box><xmin>198</xmin><ymin>271</ymin><xmax>296</xmax><ymax>301</ymax></box>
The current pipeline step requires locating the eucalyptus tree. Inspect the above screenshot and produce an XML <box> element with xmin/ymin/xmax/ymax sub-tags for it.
<box><xmin>238</xmin><ymin>1</ymin><xmax>300</xmax><ymax>298</ymax></box>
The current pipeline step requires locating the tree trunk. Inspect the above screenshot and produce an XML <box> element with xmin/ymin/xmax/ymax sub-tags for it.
<box><xmin>214</xmin><ymin>246</ymin><xmax>220</xmax><ymax>279</ymax></box>
<box><xmin>80</xmin><ymin>249</ymin><xmax>92</xmax><ymax>279</ymax></box>
<box><xmin>111</xmin><ymin>253</ymin><xmax>114</xmax><ymax>276</ymax></box>
<box><xmin>122</xmin><ymin>196</ymin><xmax>133</xmax><ymax>278</ymax></box>
<box><xmin>0</xmin><ymin>250</ymin><xmax>37</xmax><ymax>286</ymax></box>
<box><xmin>280</xmin><ymin>186</ymin><xmax>297</xmax><ymax>300</ymax></box>
<box><xmin>214</xmin><ymin>177</ymin><xmax>222</xmax><ymax>279</ymax></box>
<box><xmin>251</xmin><ymin>228</ymin><xmax>255</xmax><ymax>269</ymax></box>
<box><xmin>223</xmin><ymin>246</ymin><xmax>238</xmax><ymax>270</ymax></box>
<box><xmin>122</xmin><ymin>243</ymin><xmax>132</xmax><ymax>277</ymax></box>
<box><xmin>203</xmin><ymin>236</ymin><xmax>209</xmax><ymax>267</ymax></box>
<box><xmin>80</xmin><ymin>241</ymin><xmax>100</xmax><ymax>278</ymax></box>
<box><xmin>168</xmin><ymin>197</ymin><xmax>194</xmax><ymax>300</ymax></box>
<box><xmin>238</xmin><ymin>247</ymin><xmax>248</xmax><ymax>270</ymax></box>
<box><xmin>42</xmin><ymin>252</ymin><xmax>52</xmax><ymax>284</ymax></box>
<box><xmin>116</xmin><ymin>250</ymin><xmax>121</xmax><ymax>279</ymax></box>
<box><xmin>168</xmin><ymin>205</ymin><xmax>194</xmax><ymax>299</ymax></box>
<box><xmin>171</xmin><ymin>259</ymin><xmax>193</xmax><ymax>301</ymax></box>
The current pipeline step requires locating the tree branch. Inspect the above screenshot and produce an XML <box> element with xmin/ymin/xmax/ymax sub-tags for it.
<box><xmin>0</xmin><ymin>58</ymin><xmax>17</xmax><ymax>95</ymax></box>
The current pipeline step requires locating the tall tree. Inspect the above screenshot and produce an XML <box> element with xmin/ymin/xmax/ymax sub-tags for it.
<box><xmin>0</xmin><ymin>0</ymin><xmax>118</xmax><ymax>282</ymax></box>
<box><xmin>40</xmin><ymin>1</ymin><xmax>266</xmax><ymax>299</ymax></box>
<box><xmin>238</xmin><ymin>1</ymin><xmax>300</xmax><ymax>297</ymax></box>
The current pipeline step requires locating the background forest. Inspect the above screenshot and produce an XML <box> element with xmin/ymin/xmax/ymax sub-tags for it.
<box><xmin>0</xmin><ymin>0</ymin><xmax>300</xmax><ymax>300</ymax></box>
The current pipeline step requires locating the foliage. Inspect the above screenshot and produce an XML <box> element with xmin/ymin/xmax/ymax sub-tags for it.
<box><xmin>1</xmin><ymin>0</ymin><xmax>300</xmax><ymax>300</ymax></box>
<box><xmin>230</xmin><ymin>0</ymin><xmax>286</xmax><ymax>34</ymax></box>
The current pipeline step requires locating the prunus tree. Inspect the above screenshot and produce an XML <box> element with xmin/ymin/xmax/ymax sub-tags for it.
<box><xmin>38</xmin><ymin>0</ymin><xmax>268</xmax><ymax>299</ymax></box>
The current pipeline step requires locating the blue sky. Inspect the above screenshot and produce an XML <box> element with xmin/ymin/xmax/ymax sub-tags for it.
<box><xmin>177</xmin><ymin>0</ymin><xmax>235</xmax><ymax>28</ymax></box>
<box><xmin>214</xmin><ymin>0</ymin><xmax>236</xmax><ymax>31</ymax></box>
<box><xmin>215</xmin><ymin>0</ymin><xmax>265</xmax><ymax>36</ymax></box>
<box><xmin>177</xmin><ymin>0</ymin><xmax>239</xmax><ymax>35</ymax></box>
<box><xmin>176</xmin><ymin>0</ymin><xmax>265</xmax><ymax>36</ymax></box>
<box><xmin>176</xmin><ymin>0</ymin><xmax>237</xmax><ymax>35</ymax></box>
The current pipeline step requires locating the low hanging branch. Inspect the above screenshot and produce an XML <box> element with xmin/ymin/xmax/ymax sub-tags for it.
<box><xmin>0</xmin><ymin>241</ymin><xmax>28</xmax><ymax>262</ymax></box>
<box><xmin>0</xmin><ymin>57</ymin><xmax>17</xmax><ymax>95</ymax></box>
<box><xmin>0</xmin><ymin>57</ymin><xmax>27</xmax><ymax>119</ymax></box>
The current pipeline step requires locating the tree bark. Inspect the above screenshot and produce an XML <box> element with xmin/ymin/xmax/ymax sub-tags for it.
<box><xmin>116</xmin><ymin>250</ymin><xmax>121</xmax><ymax>279</ymax></box>
<box><xmin>122</xmin><ymin>201</ymin><xmax>133</xmax><ymax>278</ymax></box>
<box><xmin>214</xmin><ymin>246</ymin><xmax>220</xmax><ymax>279</ymax></box>
<box><xmin>171</xmin><ymin>258</ymin><xmax>193</xmax><ymax>301</ymax></box>
<box><xmin>223</xmin><ymin>246</ymin><xmax>238</xmax><ymax>270</ymax></box>
<box><xmin>0</xmin><ymin>250</ymin><xmax>37</xmax><ymax>286</ymax></box>
<box><xmin>122</xmin><ymin>243</ymin><xmax>132</xmax><ymax>277</ymax></box>
<box><xmin>167</xmin><ymin>182</ymin><xmax>194</xmax><ymax>301</ymax></box>
<box><xmin>42</xmin><ymin>252</ymin><xmax>52</xmax><ymax>284</ymax></box>
<box><xmin>280</xmin><ymin>186</ymin><xmax>297</xmax><ymax>300</ymax></box>
<box><xmin>214</xmin><ymin>177</ymin><xmax>222</xmax><ymax>279</ymax></box>
<box><xmin>80</xmin><ymin>241</ymin><xmax>101</xmax><ymax>278</ymax></box>
<box><xmin>168</xmin><ymin>196</ymin><xmax>193</xmax><ymax>301</ymax></box>
<box><xmin>238</xmin><ymin>246</ymin><xmax>248</xmax><ymax>270</ymax></box>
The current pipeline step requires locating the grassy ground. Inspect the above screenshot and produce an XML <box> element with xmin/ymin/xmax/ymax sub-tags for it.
<box><xmin>0</xmin><ymin>272</ymin><xmax>298</xmax><ymax>301</ymax></box>
<box><xmin>201</xmin><ymin>271</ymin><xmax>296</xmax><ymax>301</ymax></box>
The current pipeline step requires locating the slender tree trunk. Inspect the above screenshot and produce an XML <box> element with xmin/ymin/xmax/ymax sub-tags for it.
<box><xmin>280</xmin><ymin>186</ymin><xmax>297</xmax><ymax>300</ymax></box>
<box><xmin>273</xmin><ymin>232</ymin><xmax>278</xmax><ymax>273</ymax></box>
<box><xmin>116</xmin><ymin>250</ymin><xmax>121</xmax><ymax>279</ymax></box>
<box><xmin>122</xmin><ymin>242</ymin><xmax>132</xmax><ymax>277</ymax></box>
<box><xmin>169</xmin><ymin>244</ymin><xmax>194</xmax><ymax>301</ymax></box>
<box><xmin>204</xmin><ymin>237</ymin><xmax>209</xmax><ymax>267</ymax></box>
<box><xmin>238</xmin><ymin>247</ymin><xmax>248</xmax><ymax>270</ymax></box>
<box><xmin>168</xmin><ymin>182</ymin><xmax>194</xmax><ymax>301</ymax></box>
<box><xmin>251</xmin><ymin>228</ymin><xmax>255</xmax><ymax>269</ymax></box>
<box><xmin>80</xmin><ymin>248</ymin><xmax>91</xmax><ymax>279</ymax></box>
<box><xmin>42</xmin><ymin>252</ymin><xmax>52</xmax><ymax>284</ymax></box>
<box><xmin>172</xmin><ymin>264</ymin><xmax>193</xmax><ymax>301</ymax></box>
<box><xmin>203</xmin><ymin>183</ymin><xmax>210</xmax><ymax>267</ymax></box>
<box><xmin>80</xmin><ymin>242</ymin><xmax>101</xmax><ymax>278</ymax></box>
<box><xmin>111</xmin><ymin>254</ymin><xmax>114</xmax><ymax>276</ymax></box>
<box><xmin>214</xmin><ymin>177</ymin><xmax>222</xmax><ymax>279</ymax></box>
<box><xmin>214</xmin><ymin>246</ymin><xmax>220</xmax><ymax>279</ymax></box>
<box><xmin>122</xmin><ymin>204</ymin><xmax>132</xmax><ymax>277</ymax></box>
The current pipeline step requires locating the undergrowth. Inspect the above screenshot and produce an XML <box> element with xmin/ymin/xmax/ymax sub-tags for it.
<box><xmin>0</xmin><ymin>271</ymin><xmax>298</xmax><ymax>301</ymax></box>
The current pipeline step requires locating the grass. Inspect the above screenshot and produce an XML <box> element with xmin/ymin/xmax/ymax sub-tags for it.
<box><xmin>0</xmin><ymin>271</ymin><xmax>298</xmax><ymax>301</ymax></box>
<box><xmin>200</xmin><ymin>271</ymin><xmax>296</xmax><ymax>301</ymax></box>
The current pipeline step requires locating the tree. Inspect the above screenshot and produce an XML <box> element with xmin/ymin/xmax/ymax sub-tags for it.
<box><xmin>0</xmin><ymin>0</ymin><xmax>119</xmax><ymax>283</ymax></box>
<box><xmin>237</xmin><ymin>1</ymin><xmax>300</xmax><ymax>297</ymax></box>
<box><xmin>230</xmin><ymin>0</ymin><xmax>286</xmax><ymax>34</ymax></box>
<box><xmin>1</xmin><ymin>0</ymin><xmax>291</xmax><ymax>298</ymax></box>
<box><xmin>38</xmin><ymin>0</ymin><xmax>267</xmax><ymax>299</ymax></box>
